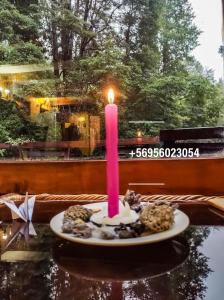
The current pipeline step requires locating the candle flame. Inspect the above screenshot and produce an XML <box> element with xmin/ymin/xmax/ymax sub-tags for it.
<box><xmin>108</xmin><ymin>88</ymin><xmax>115</xmax><ymax>104</ymax></box>
<box><xmin>137</xmin><ymin>130</ymin><xmax>142</xmax><ymax>138</ymax></box>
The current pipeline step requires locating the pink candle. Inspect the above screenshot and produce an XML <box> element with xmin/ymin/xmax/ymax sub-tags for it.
<box><xmin>105</xmin><ymin>88</ymin><xmax>119</xmax><ymax>217</ymax></box>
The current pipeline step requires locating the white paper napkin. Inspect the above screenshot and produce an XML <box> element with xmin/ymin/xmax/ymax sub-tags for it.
<box><xmin>2</xmin><ymin>193</ymin><xmax>36</xmax><ymax>222</ymax></box>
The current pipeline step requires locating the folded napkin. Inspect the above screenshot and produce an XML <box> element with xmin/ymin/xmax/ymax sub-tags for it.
<box><xmin>0</xmin><ymin>193</ymin><xmax>37</xmax><ymax>252</ymax></box>
<box><xmin>1</xmin><ymin>193</ymin><xmax>35</xmax><ymax>222</ymax></box>
<box><xmin>208</xmin><ymin>197</ymin><xmax>224</xmax><ymax>212</ymax></box>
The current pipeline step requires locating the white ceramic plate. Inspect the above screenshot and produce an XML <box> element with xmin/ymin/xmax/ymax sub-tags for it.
<box><xmin>50</xmin><ymin>202</ymin><xmax>190</xmax><ymax>247</ymax></box>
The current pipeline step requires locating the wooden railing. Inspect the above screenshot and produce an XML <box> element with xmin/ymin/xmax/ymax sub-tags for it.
<box><xmin>0</xmin><ymin>137</ymin><xmax>160</xmax><ymax>159</ymax></box>
<box><xmin>0</xmin><ymin>157</ymin><xmax>223</xmax><ymax>196</ymax></box>
<box><xmin>2</xmin><ymin>126</ymin><xmax>224</xmax><ymax>156</ymax></box>
<box><xmin>0</xmin><ymin>136</ymin><xmax>160</xmax><ymax>150</ymax></box>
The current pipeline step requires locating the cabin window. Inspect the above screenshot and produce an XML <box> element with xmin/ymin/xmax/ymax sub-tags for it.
<box><xmin>0</xmin><ymin>0</ymin><xmax>223</xmax><ymax>160</ymax></box>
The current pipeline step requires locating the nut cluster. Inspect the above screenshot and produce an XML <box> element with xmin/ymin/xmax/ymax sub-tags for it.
<box><xmin>140</xmin><ymin>202</ymin><xmax>174</xmax><ymax>232</ymax></box>
<box><xmin>64</xmin><ymin>205</ymin><xmax>93</xmax><ymax>222</ymax></box>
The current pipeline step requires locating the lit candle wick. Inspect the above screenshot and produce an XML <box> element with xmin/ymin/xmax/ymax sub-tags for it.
<box><xmin>108</xmin><ymin>88</ymin><xmax>114</xmax><ymax>104</ymax></box>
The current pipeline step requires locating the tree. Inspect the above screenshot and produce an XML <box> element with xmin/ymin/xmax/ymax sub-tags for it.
<box><xmin>0</xmin><ymin>0</ymin><xmax>44</xmax><ymax>64</ymax></box>
<box><xmin>135</xmin><ymin>0</ymin><xmax>162</xmax><ymax>77</ymax></box>
<box><xmin>118</xmin><ymin>0</ymin><xmax>223</xmax><ymax>135</ymax></box>
<box><xmin>0</xmin><ymin>0</ymin><xmax>223</xmax><ymax>148</ymax></box>
<box><xmin>184</xmin><ymin>74</ymin><xmax>224</xmax><ymax>127</ymax></box>
<box><xmin>0</xmin><ymin>98</ymin><xmax>47</xmax><ymax>158</ymax></box>
<box><xmin>160</xmin><ymin>0</ymin><xmax>200</xmax><ymax>74</ymax></box>
<box><xmin>67</xmin><ymin>39</ymin><xmax>131</xmax><ymax>97</ymax></box>
<box><xmin>40</xmin><ymin>0</ymin><xmax>122</xmax><ymax>82</ymax></box>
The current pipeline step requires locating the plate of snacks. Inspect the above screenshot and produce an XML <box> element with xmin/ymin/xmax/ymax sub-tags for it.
<box><xmin>50</xmin><ymin>191</ymin><xmax>189</xmax><ymax>246</ymax></box>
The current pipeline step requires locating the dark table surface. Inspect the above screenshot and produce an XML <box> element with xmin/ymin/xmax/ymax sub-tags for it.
<box><xmin>0</xmin><ymin>205</ymin><xmax>224</xmax><ymax>300</ymax></box>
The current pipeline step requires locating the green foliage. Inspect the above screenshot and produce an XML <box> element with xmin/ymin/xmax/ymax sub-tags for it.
<box><xmin>16</xmin><ymin>80</ymin><xmax>56</xmax><ymax>98</ymax></box>
<box><xmin>184</xmin><ymin>74</ymin><xmax>224</xmax><ymax>127</ymax></box>
<box><xmin>0</xmin><ymin>0</ymin><xmax>43</xmax><ymax>64</ymax></box>
<box><xmin>0</xmin><ymin>42</ymin><xmax>44</xmax><ymax>64</ymax></box>
<box><xmin>135</xmin><ymin>0</ymin><xmax>162</xmax><ymax>77</ymax></box>
<box><xmin>34</xmin><ymin>111</ymin><xmax>61</xmax><ymax>142</ymax></box>
<box><xmin>126</xmin><ymin>73</ymin><xmax>224</xmax><ymax>131</ymax></box>
<box><xmin>0</xmin><ymin>0</ymin><xmax>40</xmax><ymax>43</ymax></box>
<box><xmin>137</xmin><ymin>75</ymin><xmax>186</xmax><ymax>128</ymax></box>
<box><xmin>0</xmin><ymin>99</ymin><xmax>47</xmax><ymax>144</ymax></box>
<box><xmin>160</xmin><ymin>0</ymin><xmax>200</xmax><ymax>74</ymax></box>
<box><xmin>67</xmin><ymin>40</ymin><xmax>132</xmax><ymax>97</ymax></box>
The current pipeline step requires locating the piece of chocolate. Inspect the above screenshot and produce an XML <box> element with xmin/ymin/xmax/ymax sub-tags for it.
<box><xmin>101</xmin><ymin>230</ymin><xmax>115</xmax><ymax>240</ymax></box>
<box><xmin>62</xmin><ymin>220</ymin><xmax>76</xmax><ymax>233</ymax></box>
<box><xmin>118</xmin><ymin>229</ymin><xmax>135</xmax><ymax>239</ymax></box>
<box><xmin>73</xmin><ymin>224</ymin><xmax>92</xmax><ymax>239</ymax></box>
<box><xmin>129</xmin><ymin>222</ymin><xmax>145</xmax><ymax>236</ymax></box>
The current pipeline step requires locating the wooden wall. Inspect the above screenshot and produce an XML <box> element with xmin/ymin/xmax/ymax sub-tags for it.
<box><xmin>0</xmin><ymin>158</ymin><xmax>224</xmax><ymax>196</ymax></box>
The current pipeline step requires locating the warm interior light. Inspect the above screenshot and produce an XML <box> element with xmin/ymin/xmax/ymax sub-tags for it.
<box><xmin>0</xmin><ymin>87</ymin><xmax>3</xmax><ymax>91</ymax></box>
<box><xmin>5</xmin><ymin>89</ymin><xmax>10</xmax><ymax>95</ymax></box>
<box><xmin>137</xmin><ymin>129</ymin><xmax>142</xmax><ymax>138</ymax></box>
<box><xmin>78</xmin><ymin>116</ymin><xmax>85</xmax><ymax>122</ymax></box>
<box><xmin>2</xmin><ymin>234</ymin><xmax>7</xmax><ymax>240</ymax></box>
<box><xmin>108</xmin><ymin>88</ymin><xmax>115</xmax><ymax>104</ymax></box>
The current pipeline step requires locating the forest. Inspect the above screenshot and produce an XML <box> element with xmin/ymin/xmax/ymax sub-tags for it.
<box><xmin>0</xmin><ymin>0</ymin><xmax>224</xmax><ymax>147</ymax></box>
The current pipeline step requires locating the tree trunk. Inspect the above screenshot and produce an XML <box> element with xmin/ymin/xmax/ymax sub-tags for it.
<box><xmin>51</xmin><ymin>22</ymin><xmax>60</xmax><ymax>78</ymax></box>
<box><xmin>79</xmin><ymin>0</ymin><xmax>92</xmax><ymax>57</ymax></box>
<box><xmin>61</xmin><ymin>0</ymin><xmax>74</xmax><ymax>79</ymax></box>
